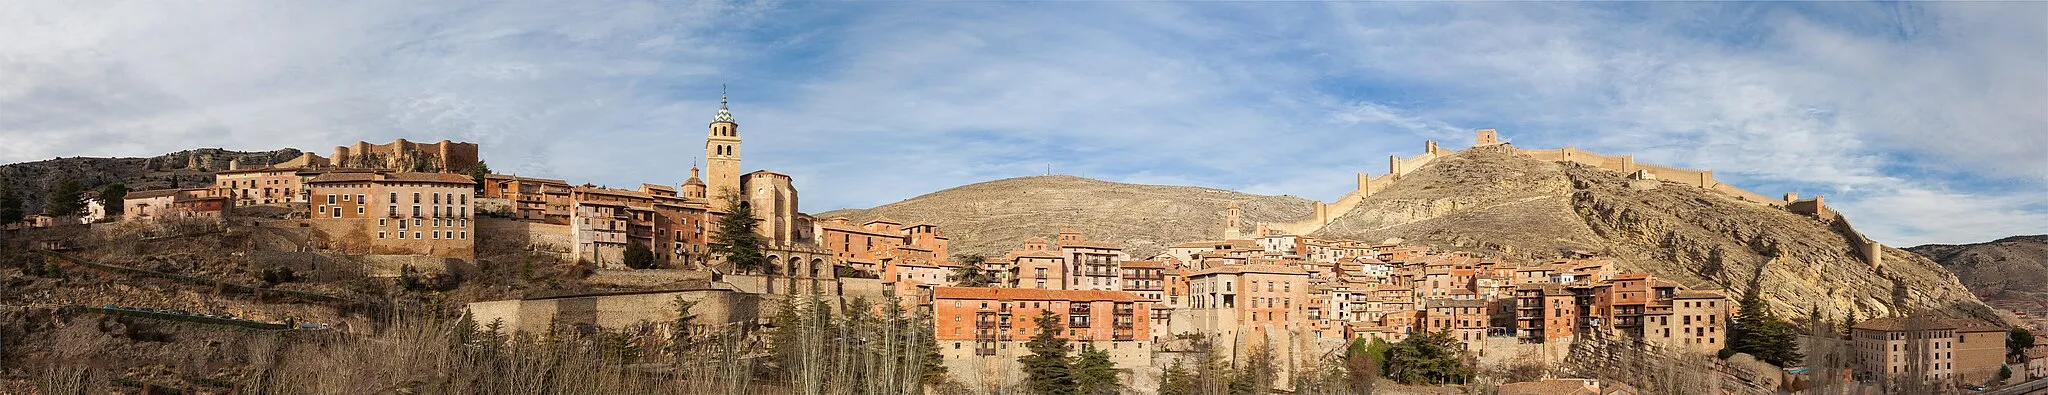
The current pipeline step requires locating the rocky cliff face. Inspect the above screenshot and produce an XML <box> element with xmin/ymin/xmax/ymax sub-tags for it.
<box><xmin>1910</xmin><ymin>235</ymin><xmax>2048</xmax><ymax>314</ymax></box>
<box><xmin>1312</xmin><ymin>145</ymin><xmax>1993</xmax><ymax>322</ymax></box>
<box><xmin>815</xmin><ymin>175</ymin><xmax>1315</xmax><ymax>258</ymax></box>
<box><xmin>0</xmin><ymin>148</ymin><xmax>300</xmax><ymax>212</ymax></box>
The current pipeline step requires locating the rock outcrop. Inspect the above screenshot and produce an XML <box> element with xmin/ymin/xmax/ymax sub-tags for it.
<box><xmin>1312</xmin><ymin>145</ymin><xmax>1992</xmax><ymax>322</ymax></box>
<box><xmin>1910</xmin><ymin>235</ymin><xmax>2048</xmax><ymax>314</ymax></box>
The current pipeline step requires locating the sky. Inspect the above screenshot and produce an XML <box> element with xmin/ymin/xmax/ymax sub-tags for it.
<box><xmin>2</xmin><ymin>1</ymin><xmax>2043</xmax><ymax>246</ymax></box>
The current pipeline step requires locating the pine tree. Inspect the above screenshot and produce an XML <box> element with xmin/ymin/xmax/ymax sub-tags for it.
<box><xmin>1020</xmin><ymin>309</ymin><xmax>1077</xmax><ymax>395</ymax></box>
<box><xmin>1384</xmin><ymin>329</ymin><xmax>1473</xmax><ymax>385</ymax></box>
<box><xmin>43</xmin><ymin>180</ymin><xmax>84</xmax><ymax>217</ymax></box>
<box><xmin>1343</xmin><ymin>338</ymin><xmax>1381</xmax><ymax>394</ymax></box>
<box><xmin>0</xmin><ymin>188</ymin><xmax>22</xmax><ymax>225</ymax></box>
<box><xmin>463</xmin><ymin>161</ymin><xmax>492</xmax><ymax>189</ymax></box>
<box><xmin>952</xmin><ymin>254</ymin><xmax>995</xmax><ymax>287</ymax></box>
<box><xmin>99</xmin><ymin>183</ymin><xmax>127</xmax><ymax>217</ymax></box>
<box><xmin>709</xmin><ymin>190</ymin><xmax>768</xmax><ymax>274</ymax></box>
<box><xmin>1158</xmin><ymin>359</ymin><xmax>1196</xmax><ymax>395</ymax></box>
<box><xmin>1073</xmin><ymin>346</ymin><xmax>1119</xmax><ymax>395</ymax></box>
<box><xmin>1728</xmin><ymin>286</ymin><xmax>1803</xmax><ymax>366</ymax></box>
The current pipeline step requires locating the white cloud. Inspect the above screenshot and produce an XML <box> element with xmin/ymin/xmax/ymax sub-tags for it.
<box><xmin>0</xmin><ymin>1</ymin><xmax>2040</xmax><ymax>244</ymax></box>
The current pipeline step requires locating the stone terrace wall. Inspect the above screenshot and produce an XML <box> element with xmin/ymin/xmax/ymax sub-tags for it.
<box><xmin>467</xmin><ymin>289</ymin><xmax>763</xmax><ymax>335</ymax></box>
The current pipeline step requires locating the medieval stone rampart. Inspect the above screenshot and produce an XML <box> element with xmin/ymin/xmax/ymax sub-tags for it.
<box><xmin>330</xmin><ymin>138</ymin><xmax>479</xmax><ymax>173</ymax></box>
<box><xmin>1272</xmin><ymin>129</ymin><xmax>1881</xmax><ymax>267</ymax></box>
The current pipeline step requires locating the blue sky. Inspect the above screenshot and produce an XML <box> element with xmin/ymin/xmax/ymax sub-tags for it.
<box><xmin>1</xmin><ymin>1</ymin><xmax>2042</xmax><ymax>246</ymax></box>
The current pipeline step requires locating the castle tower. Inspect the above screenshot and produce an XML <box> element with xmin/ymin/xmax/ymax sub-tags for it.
<box><xmin>705</xmin><ymin>87</ymin><xmax>742</xmax><ymax>211</ymax></box>
<box><xmin>1475</xmin><ymin>129</ymin><xmax>1499</xmax><ymax>146</ymax></box>
<box><xmin>1223</xmin><ymin>201</ymin><xmax>1245</xmax><ymax>240</ymax></box>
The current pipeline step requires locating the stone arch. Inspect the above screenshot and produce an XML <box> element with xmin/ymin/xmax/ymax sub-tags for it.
<box><xmin>765</xmin><ymin>255</ymin><xmax>781</xmax><ymax>275</ymax></box>
<box><xmin>788</xmin><ymin>256</ymin><xmax>802</xmax><ymax>278</ymax></box>
<box><xmin>812</xmin><ymin>258</ymin><xmax>826</xmax><ymax>278</ymax></box>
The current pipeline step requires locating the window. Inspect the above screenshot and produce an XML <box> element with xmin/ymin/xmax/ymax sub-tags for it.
<box><xmin>397</xmin><ymin>232</ymin><xmax>406</xmax><ymax>239</ymax></box>
<box><xmin>358</xmin><ymin>206</ymin><xmax>365</xmax><ymax>215</ymax></box>
<box><xmin>332</xmin><ymin>207</ymin><xmax>342</xmax><ymax>217</ymax></box>
<box><xmin>414</xmin><ymin>232</ymin><xmax>422</xmax><ymax>239</ymax></box>
<box><xmin>379</xmin><ymin>218</ymin><xmax>387</xmax><ymax>226</ymax></box>
<box><xmin>341</xmin><ymin>194</ymin><xmax>350</xmax><ymax>202</ymax></box>
<box><xmin>327</xmin><ymin>194</ymin><xmax>337</xmax><ymax>205</ymax></box>
<box><xmin>433</xmin><ymin>193</ymin><xmax>441</xmax><ymax>204</ymax></box>
<box><xmin>357</xmin><ymin>194</ymin><xmax>365</xmax><ymax>203</ymax></box>
<box><xmin>414</xmin><ymin>218</ymin><xmax>421</xmax><ymax>227</ymax></box>
<box><xmin>461</xmin><ymin>231</ymin><xmax>467</xmax><ymax>240</ymax></box>
<box><xmin>390</xmin><ymin>192</ymin><xmax>398</xmax><ymax>203</ymax></box>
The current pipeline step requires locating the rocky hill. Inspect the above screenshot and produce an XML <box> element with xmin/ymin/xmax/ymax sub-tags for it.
<box><xmin>1909</xmin><ymin>235</ymin><xmax>2048</xmax><ymax>314</ymax></box>
<box><xmin>825</xmin><ymin>146</ymin><xmax>1998</xmax><ymax>323</ymax></box>
<box><xmin>816</xmin><ymin>175</ymin><xmax>1316</xmax><ymax>258</ymax></box>
<box><xmin>1311</xmin><ymin>145</ymin><xmax>1990</xmax><ymax>322</ymax></box>
<box><xmin>0</xmin><ymin>148</ymin><xmax>300</xmax><ymax>212</ymax></box>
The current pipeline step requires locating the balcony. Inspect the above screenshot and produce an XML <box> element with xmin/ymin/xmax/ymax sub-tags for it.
<box><xmin>1112</xmin><ymin>328</ymin><xmax>1136</xmax><ymax>341</ymax></box>
<box><xmin>1113</xmin><ymin>305</ymin><xmax>1134</xmax><ymax>315</ymax></box>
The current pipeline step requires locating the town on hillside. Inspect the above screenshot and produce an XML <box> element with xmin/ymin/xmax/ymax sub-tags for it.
<box><xmin>3</xmin><ymin>96</ymin><xmax>2043</xmax><ymax>395</ymax></box>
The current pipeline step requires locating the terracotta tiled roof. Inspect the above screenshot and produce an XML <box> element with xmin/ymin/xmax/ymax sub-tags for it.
<box><xmin>1121</xmin><ymin>260</ymin><xmax>1168</xmax><ymax>269</ymax></box>
<box><xmin>1061</xmin><ymin>241</ymin><xmax>1124</xmax><ymax>250</ymax></box>
<box><xmin>1190</xmin><ymin>264</ymin><xmax>1308</xmax><ymax>276</ymax></box>
<box><xmin>930</xmin><ymin>287</ymin><xmax>1139</xmax><ymax>302</ymax></box>
<box><xmin>125</xmin><ymin>189</ymin><xmax>183</xmax><ymax>199</ymax></box>
<box><xmin>1673</xmin><ymin>290</ymin><xmax>1724</xmax><ymax>299</ymax></box>
<box><xmin>1852</xmin><ymin>317</ymin><xmax>1960</xmax><ymax>332</ymax></box>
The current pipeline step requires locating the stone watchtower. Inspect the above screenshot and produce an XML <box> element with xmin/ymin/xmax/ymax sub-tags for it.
<box><xmin>705</xmin><ymin>87</ymin><xmax>743</xmax><ymax>211</ymax></box>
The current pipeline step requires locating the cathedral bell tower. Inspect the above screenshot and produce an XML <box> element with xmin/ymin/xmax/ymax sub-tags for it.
<box><xmin>706</xmin><ymin>86</ymin><xmax>743</xmax><ymax>212</ymax></box>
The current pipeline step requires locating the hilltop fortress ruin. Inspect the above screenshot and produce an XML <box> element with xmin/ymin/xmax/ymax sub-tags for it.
<box><xmin>1265</xmin><ymin>129</ymin><xmax>1886</xmax><ymax>268</ymax></box>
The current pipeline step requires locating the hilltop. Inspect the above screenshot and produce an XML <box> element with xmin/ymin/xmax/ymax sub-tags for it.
<box><xmin>816</xmin><ymin>175</ymin><xmax>1316</xmax><ymax>258</ymax></box>
<box><xmin>1909</xmin><ymin>235</ymin><xmax>2048</xmax><ymax>314</ymax></box>
<box><xmin>826</xmin><ymin>145</ymin><xmax>1997</xmax><ymax>323</ymax></box>
<box><xmin>1310</xmin><ymin>145</ymin><xmax>1990</xmax><ymax>322</ymax></box>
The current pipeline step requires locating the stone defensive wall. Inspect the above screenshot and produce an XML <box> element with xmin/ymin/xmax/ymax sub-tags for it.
<box><xmin>466</xmin><ymin>285</ymin><xmax>764</xmax><ymax>335</ymax></box>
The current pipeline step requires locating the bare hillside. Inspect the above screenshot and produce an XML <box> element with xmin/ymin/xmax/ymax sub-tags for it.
<box><xmin>816</xmin><ymin>175</ymin><xmax>1315</xmax><ymax>258</ymax></box>
<box><xmin>1910</xmin><ymin>235</ymin><xmax>2048</xmax><ymax>314</ymax></box>
<box><xmin>1312</xmin><ymin>145</ymin><xmax>1993</xmax><ymax>322</ymax></box>
<box><xmin>0</xmin><ymin>148</ymin><xmax>302</xmax><ymax>211</ymax></box>
<box><xmin>825</xmin><ymin>147</ymin><xmax>1998</xmax><ymax>323</ymax></box>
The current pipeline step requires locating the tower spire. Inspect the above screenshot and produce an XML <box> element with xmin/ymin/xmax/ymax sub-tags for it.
<box><xmin>712</xmin><ymin>84</ymin><xmax>735</xmax><ymax>123</ymax></box>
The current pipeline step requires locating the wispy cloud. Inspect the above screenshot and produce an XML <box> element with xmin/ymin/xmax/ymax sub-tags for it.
<box><xmin>0</xmin><ymin>1</ymin><xmax>2040</xmax><ymax>245</ymax></box>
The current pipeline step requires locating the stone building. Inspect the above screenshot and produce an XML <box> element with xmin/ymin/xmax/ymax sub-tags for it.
<box><xmin>1516</xmin><ymin>283</ymin><xmax>1578</xmax><ymax>344</ymax></box>
<box><xmin>1641</xmin><ymin>289</ymin><xmax>1728</xmax><ymax>355</ymax></box>
<box><xmin>480</xmin><ymin>174</ymin><xmax>571</xmax><ymax>222</ymax></box>
<box><xmin>122</xmin><ymin>188</ymin><xmax>231</xmax><ymax>221</ymax></box>
<box><xmin>1851</xmin><ymin>317</ymin><xmax>2008</xmax><ymax>386</ymax></box>
<box><xmin>927</xmin><ymin>287</ymin><xmax>1151</xmax><ymax>392</ymax></box>
<box><xmin>1179</xmin><ymin>264</ymin><xmax>1311</xmax><ymax>359</ymax></box>
<box><xmin>305</xmin><ymin>172</ymin><xmax>476</xmax><ymax>261</ymax></box>
<box><xmin>212</xmin><ymin>166</ymin><xmax>315</xmax><ymax>206</ymax></box>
